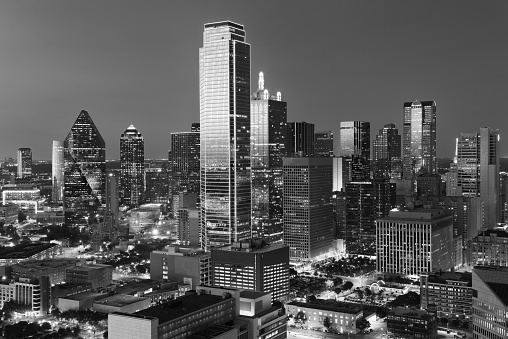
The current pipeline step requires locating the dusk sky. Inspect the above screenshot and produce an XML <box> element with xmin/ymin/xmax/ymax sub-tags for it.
<box><xmin>0</xmin><ymin>1</ymin><xmax>507</xmax><ymax>160</ymax></box>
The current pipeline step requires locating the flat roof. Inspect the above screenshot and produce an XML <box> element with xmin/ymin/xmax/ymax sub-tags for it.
<box><xmin>11</xmin><ymin>258</ymin><xmax>80</xmax><ymax>271</ymax></box>
<box><xmin>0</xmin><ymin>243</ymin><xmax>59</xmax><ymax>259</ymax></box>
<box><xmin>63</xmin><ymin>291</ymin><xmax>108</xmax><ymax>301</ymax></box>
<box><xmin>288</xmin><ymin>300</ymin><xmax>362</xmax><ymax>315</ymax></box>
<box><xmin>239</xmin><ymin>290</ymin><xmax>269</xmax><ymax>299</ymax></box>
<box><xmin>94</xmin><ymin>294</ymin><xmax>148</xmax><ymax>307</ymax></box>
<box><xmin>424</xmin><ymin>271</ymin><xmax>472</xmax><ymax>285</ymax></box>
<box><xmin>487</xmin><ymin>282</ymin><xmax>508</xmax><ymax>305</ymax></box>
<box><xmin>135</xmin><ymin>293</ymin><xmax>230</xmax><ymax>324</ymax></box>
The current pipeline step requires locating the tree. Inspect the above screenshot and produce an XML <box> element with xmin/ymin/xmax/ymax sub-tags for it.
<box><xmin>440</xmin><ymin>317</ymin><xmax>448</xmax><ymax>326</ymax></box>
<box><xmin>333</xmin><ymin>277</ymin><xmax>343</xmax><ymax>287</ymax></box>
<box><xmin>342</xmin><ymin>281</ymin><xmax>353</xmax><ymax>291</ymax></box>
<box><xmin>41</xmin><ymin>322</ymin><xmax>52</xmax><ymax>331</ymax></box>
<box><xmin>451</xmin><ymin>319</ymin><xmax>460</xmax><ymax>327</ymax></box>
<box><xmin>334</xmin><ymin>287</ymin><xmax>342</xmax><ymax>295</ymax></box>
<box><xmin>323</xmin><ymin>316</ymin><xmax>331</xmax><ymax>328</ymax></box>
<box><xmin>376</xmin><ymin>306</ymin><xmax>387</xmax><ymax>319</ymax></box>
<box><xmin>357</xmin><ymin>318</ymin><xmax>371</xmax><ymax>331</ymax></box>
<box><xmin>295</xmin><ymin>311</ymin><xmax>307</xmax><ymax>324</ymax></box>
<box><xmin>357</xmin><ymin>289</ymin><xmax>364</xmax><ymax>299</ymax></box>
<box><xmin>391</xmin><ymin>291</ymin><xmax>421</xmax><ymax>308</ymax></box>
<box><xmin>364</xmin><ymin>287</ymin><xmax>372</xmax><ymax>297</ymax></box>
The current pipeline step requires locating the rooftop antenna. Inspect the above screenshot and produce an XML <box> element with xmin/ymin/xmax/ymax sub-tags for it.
<box><xmin>258</xmin><ymin>72</ymin><xmax>264</xmax><ymax>91</ymax></box>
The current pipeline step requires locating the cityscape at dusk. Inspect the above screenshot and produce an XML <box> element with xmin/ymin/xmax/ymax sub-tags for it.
<box><xmin>0</xmin><ymin>1</ymin><xmax>508</xmax><ymax>339</ymax></box>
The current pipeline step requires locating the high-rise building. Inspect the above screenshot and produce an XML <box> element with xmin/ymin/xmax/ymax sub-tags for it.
<box><xmin>120</xmin><ymin>125</ymin><xmax>144</xmax><ymax>208</ymax></box>
<box><xmin>211</xmin><ymin>240</ymin><xmax>290</xmax><ymax>302</ymax></box>
<box><xmin>339</xmin><ymin>121</ymin><xmax>370</xmax><ymax>181</ymax></box>
<box><xmin>469</xmin><ymin>229</ymin><xmax>508</xmax><ymax>267</ymax></box>
<box><xmin>315</xmin><ymin>131</ymin><xmax>334</xmax><ymax>157</ymax></box>
<box><xmin>345</xmin><ymin>179</ymin><xmax>395</xmax><ymax>256</ymax></box>
<box><xmin>64</xmin><ymin>110</ymin><xmax>105</xmax><ymax>225</ymax></box>
<box><xmin>250</xmin><ymin>72</ymin><xmax>287</xmax><ymax>243</ymax></box>
<box><xmin>17</xmin><ymin>148</ymin><xmax>32</xmax><ymax>179</ymax></box>
<box><xmin>402</xmin><ymin>100</ymin><xmax>437</xmax><ymax>179</ymax></box>
<box><xmin>283</xmin><ymin>157</ymin><xmax>333</xmax><ymax>261</ymax></box>
<box><xmin>472</xmin><ymin>266</ymin><xmax>508</xmax><ymax>339</ymax></box>
<box><xmin>104</xmin><ymin>171</ymin><xmax>121</xmax><ymax>239</ymax></box>
<box><xmin>52</xmin><ymin>141</ymin><xmax>65</xmax><ymax>203</ymax></box>
<box><xmin>170</xmin><ymin>131</ymin><xmax>200</xmax><ymax>196</ymax></box>
<box><xmin>376</xmin><ymin>208</ymin><xmax>453</xmax><ymax>278</ymax></box>
<box><xmin>190</xmin><ymin>123</ymin><xmax>200</xmax><ymax>132</ymax></box>
<box><xmin>199</xmin><ymin>21</ymin><xmax>251</xmax><ymax>250</ymax></box>
<box><xmin>373</xmin><ymin>123</ymin><xmax>402</xmax><ymax>179</ymax></box>
<box><xmin>455</xmin><ymin>127</ymin><xmax>500</xmax><ymax>229</ymax></box>
<box><xmin>144</xmin><ymin>168</ymin><xmax>169</xmax><ymax>204</ymax></box>
<box><xmin>287</xmin><ymin>122</ymin><xmax>315</xmax><ymax>157</ymax></box>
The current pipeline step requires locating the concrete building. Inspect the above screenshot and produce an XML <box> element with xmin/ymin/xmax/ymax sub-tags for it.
<box><xmin>0</xmin><ymin>203</ymin><xmax>18</xmax><ymax>224</ymax></box>
<box><xmin>469</xmin><ymin>229</ymin><xmax>508</xmax><ymax>267</ymax></box>
<box><xmin>472</xmin><ymin>266</ymin><xmax>508</xmax><ymax>339</ymax></box>
<box><xmin>420</xmin><ymin>271</ymin><xmax>473</xmax><ymax>322</ymax></box>
<box><xmin>65</xmin><ymin>264</ymin><xmax>113</xmax><ymax>290</ymax></box>
<box><xmin>287</xmin><ymin>121</ymin><xmax>314</xmax><ymax>157</ymax></box>
<box><xmin>286</xmin><ymin>300</ymin><xmax>363</xmax><ymax>334</ymax></box>
<box><xmin>283</xmin><ymin>157</ymin><xmax>333</xmax><ymax>261</ymax></box>
<box><xmin>52</xmin><ymin>140</ymin><xmax>65</xmax><ymax>203</ymax></box>
<box><xmin>2</xmin><ymin>185</ymin><xmax>43</xmax><ymax>213</ymax></box>
<box><xmin>373</xmin><ymin>123</ymin><xmax>402</xmax><ymax>179</ymax></box>
<box><xmin>177</xmin><ymin>208</ymin><xmax>199</xmax><ymax>247</ymax></box>
<box><xmin>17</xmin><ymin>147</ymin><xmax>32</xmax><ymax>179</ymax></box>
<box><xmin>150</xmin><ymin>245</ymin><xmax>211</xmax><ymax>289</ymax></box>
<box><xmin>58</xmin><ymin>291</ymin><xmax>108</xmax><ymax>311</ymax></box>
<box><xmin>10</xmin><ymin>258</ymin><xmax>80</xmax><ymax>285</ymax></box>
<box><xmin>0</xmin><ymin>243</ymin><xmax>62</xmax><ymax>265</ymax></box>
<box><xmin>376</xmin><ymin>208</ymin><xmax>453</xmax><ymax>278</ymax></box>
<box><xmin>386</xmin><ymin>307</ymin><xmax>437</xmax><ymax>339</ymax></box>
<box><xmin>315</xmin><ymin>131</ymin><xmax>333</xmax><ymax>157</ymax></box>
<box><xmin>211</xmin><ymin>240</ymin><xmax>290</xmax><ymax>302</ymax></box>
<box><xmin>93</xmin><ymin>294</ymin><xmax>151</xmax><ymax>314</ymax></box>
<box><xmin>0</xmin><ymin>277</ymin><xmax>50</xmax><ymax>316</ymax></box>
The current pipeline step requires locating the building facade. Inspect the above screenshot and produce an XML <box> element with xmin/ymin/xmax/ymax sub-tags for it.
<box><xmin>171</xmin><ymin>131</ymin><xmax>200</xmax><ymax>197</ymax></box>
<box><xmin>386</xmin><ymin>307</ymin><xmax>437</xmax><ymax>339</ymax></box>
<box><xmin>469</xmin><ymin>229</ymin><xmax>508</xmax><ymax>267</ymax></box>
<box><xmin>199</xmin><ymin>21</ymin><xmax>251</xmax><ymax>251</ymax></box>
<box><xmin>52</xmin><ymin>141</ymin><xmax>65</xmax><ymax>203</ymax></box>
<box><xmin>120</xmin><ymin>124</ymin><xmax>145</xmax><ymax>208</ymax></box>
<box><xmin>402</xmin><ymin>100</ymin><xmax>437</xmax><ymax>179</ymax></box>
<box><xmin>144</xmin><ymin>168</ymin><xmax>169</xmax><ymax>204</ymax></box>
<box><xmin>315</xmin><ymin>131</ymin><xmax>334</xmax><ymax>157</ymax></box>
<box><xmin>250</xmin><ymin>72</ymin><xmax>287</xmax><ymax>243</ymax></box>
<box><xmin>283</xmin><ymin>157</ymin><xmax>334</xmax><ymax>261</ymax></box>
<box><xmin>287</xmin><ymin>122</ymin><xmax>315</xmax><ymax>157</ymax></box>
<box><xmin>339</xmin><ymin>121</ymin><xmax>370</xmax><ymax>181</ymax></box>
<box><xmin>373</xmin><ymin>123</ymin><xmax>402</xmax><ymax>179</ymax></box>
<box><xmin>17</xmin><ymin>147</ymin><xmax>32</xmax><ymax>179</ymax></box>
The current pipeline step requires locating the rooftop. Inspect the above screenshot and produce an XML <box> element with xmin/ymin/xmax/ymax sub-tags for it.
<box><xmin>0</xmin><ymin>243</ymin><xmax>59</xmax><ymax>260</ymax></box>
<box><xmin>486</xmin><ymin>282</ymin><xmax>508</xmax><ymax>306</ymax></box>
<box><xmin>63</xmin><ymin>291</ymin><xmax>108</xmax><ymax>301</ymax></box>
<box><xmin>213</xmin><ymin>241</ymin><xmax>288</xmax><ymax>254</ymax></box>
<box><xmin>239</xmin><ymin>290</ymin><xmax>270</xmax><ymax>300</ymax></box>
<box><xmin>423</xmin><ymin>271</ymin><xmax>472</xmax><ymax>286</ymax></box>
<box><xmin>473</xmin><ymin>229</ymin><xmax>508</xmax><ymax>240</ymax></box>
<box><xmin>10</xmin><ymin>258</ymin><xmax>80</xmax><ymax>271</ymax></box>
<box><xmin>389</xmin><ymin>307</ymin><xmax>434</xmax><ymax>319</ymax></box>
<box><xmin>94</xmin><ymin>294</ymin><xmax>149</xmax><ymax>307</ymax></box>
<box><xmin>135</xmin><ymin>293</ymin><xmax>231</xmax><ymax>324</ymax></box>
<box><xmin>288</xmin><ymin>300</ymin><xmax>362</xmax><ymax>315</ymax></box>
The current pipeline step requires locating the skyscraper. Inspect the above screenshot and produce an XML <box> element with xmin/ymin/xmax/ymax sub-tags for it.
<box><xmin>17</xmin><ymin>148</ymin><xmax>32</xmax><ymax>179</ymax></box>
<box><xmin>250</xmin><ymin>72</ymin><xmax>287</xmax><ymax>243</ymax></box>
<box><xmin>171</xmin><ymin>130</ymin><xmax>200</xmax><ymax>196</ymax></box>
<box><xmin>199</xmin><ymin>21</ymin><xmax>251</xmax><ymax>250</ymax></box>
<box><xmin>402</xmin><ymin>100</ymin><xmax>437</xmax><ymax>179</ymax></box>
<box><xmin>283</xmin><ymin>157</ymin><xmax>333</xmax><ymax>261</ymax></box>
<box><xmin>51</xmin><ymin>141</ymin><xmax>65</xmax><ymax>203</ymax></box>
<box><xmin>455</xmin><ymin>127</ymin><xmax>500</xmax><ymax>228</ymax></box>
<box><xmin>315</xmin><ymin>131</ymin><xmax>334</xmax><ymax>157</ymax></box>
<box><xmin>64</xmin><ymin>110</ymin><xmax>105</xmax><ymax>225</ymax></box>
<box><xmin>339</xmin><ymin>121</ymin><xmax>370</xmax><ymax>181</ymax></box>
<box><xmin>144</xmin><ymin>168</ymin><xmax>169</xmax><ymax>204</ymax></box>
<box><xmin>373</xmin><ymin>123</ymin><xmax>402</xmax><ymax>179</ymax></box>
<box><xmin>287</xmin><ymin>122</ymin><xmax>315</xmax><ymax>157</ymax></box>
<box><xmin>120</xmin><ymin>124</ymin><xmax>144</xmax><ymax>208</ymax></box>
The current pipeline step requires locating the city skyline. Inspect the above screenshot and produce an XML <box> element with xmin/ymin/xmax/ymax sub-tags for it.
<box><xmin>0</xmin><ymin>1</ymin><xmax>507</xmax><ymax>160</ymax></box>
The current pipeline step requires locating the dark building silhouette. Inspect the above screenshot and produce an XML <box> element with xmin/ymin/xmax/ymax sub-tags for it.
<box><xmin>250</xmin><ymin>72</ymin><xmax>287</xmax><ymax>243</ymax></box>
<box><xmin>63</xmin><ymin>110</ymin><xmax>105</xmax><ymax>225</ymax></box>
<box><xmin>315</xmin><ymin>131</ymin><xmax>334</xmax><ymax>157</ymax></box>
<box><xmin>17</xmin><ymin>148</ymin><xmax>32</xmax><ymax>179</ymax></box>
<box><xmin>144</xmin><ymin>168</ymin><xmax>170</xmax><ymax>204</ymax></box>
<box><xmin>171</xmin><ymin>131</ymin><xmax>200</xmax><ymax>196</ymax></box>
<box><xmin>339</xmin><ymin>121</ymin><xmax>370</xmax><ymax>181</ymax></box>
<box><xmin>120</xmin><ymin>124</ymin><xmax>144</xmax><ymax>207</ymax></box>
<box><xmin>373</xmin><ymin>123</ymin><xmax>401</xmax><ymax>179</ymax></box>
<box><xmin>287</xmin><ymin>122</ymin><xmax>315</xmax><ymax>157</ymax></box>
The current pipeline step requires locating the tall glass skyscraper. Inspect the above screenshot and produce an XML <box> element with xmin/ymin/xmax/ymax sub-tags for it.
<box><xmin>287</xmin><ymin>122</ymin><xmax>315</xmax><ymax>157</ymax></box>
<box><xmin>52</xmin><ymin>140</ymin><xmax>65</xmax><ymax>203</ymax></box>
<box><xmin>64</xmin><ymin>110</ymin><xmax>106</xmax><ymax>225</ymax></box>
<box><xmin>315</xmin><ymin>131</ymin><xmax>334</xmax><ymax>157</ymax></box>
<box><xmin>402</xmin><ymin>100</ymin><xmax>437</xmax><ymax>179</ymax></box>
<box><xmin>171</xmin><ymin>131</ymin><xmax>200</xmax><ymax>196</ymax></box>
<box><xmin>199</xmin><ymin>21</ymin><xmax>251</xmax><ymax>250</ymax></box>
<box><xmin>373</xmin><ymin>123</ymin><xmax>402</xmax><ymax>179</ymax></box>
<box><xmin>339</xmin><ymin>121</ymin><xmax>370</xmax><ymax>181</ymax></box>
<box><xmin>251</xmin><ymin>72</ymin><xmax>287</xmax><ymax>243</ymax></box>
<box><xmin>17</xmin><ymin>148</ymin><xmax>32</xmax><ymax>179</ymax></box>
<box><xmin>120</xmin><ymin>124</ymin><xmax>145</xmax><ymax>208</ymax></box>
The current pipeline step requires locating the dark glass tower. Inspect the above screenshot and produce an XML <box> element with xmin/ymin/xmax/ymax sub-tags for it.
<box><xmin>287</xmin><ymin>122</ymin><xmax>315</xmax><ymax>157</ymax></box>
<box><xmin>171</xmin><ymin>131</ymin><xmax>200</xmax><ymax>196</ymax></box>
<box><xmin>339</xmin><ymin>121</ymin><xmax>370</xmax><ymax>181</ymax></box>
<box><xmin>145</xmin><ymin>168</ymin><xmax>170</xmax><ymax>204</ymax></box>
<box><xmin>373</xmin><ymin>123</ymin><xmax>402</xmax><ymax>179</ymax></box>
<box><xmin>315</xmin><ymin>131</ymin><xmax>334</xmax><ymax>157</ymax></box>
<box><xmin>199</xmin><ymin>21</ymin><xmax>251</xmax><ymax>250</ymax></box>
<box><xmin>120</xmin><ymin>124</ymin><xmax>145</xmax><ymax>207</ymax></box>
<box><xmin>64</xmin><ymin>110</ymin><xmax>105</xmax><ymax>225</ymax></box>
<box><xmin>250</xmin><ymin>72</ymin><xmax>287</xmax><ymax>243</ymax></box>
<box><xmin>17</xmin><ymin>148</ymin><xmax>32</xmax><ymax>178</ymax></box>
<box><xmin>402</xmin><ymin>100</ymin><xmax>437</xmax><ymax>179</ymax></box>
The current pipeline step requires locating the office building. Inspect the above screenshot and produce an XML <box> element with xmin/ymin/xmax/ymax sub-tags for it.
<box><xmin>373</xmin><ymin>123</ymin><xmax>402</xmax><ymax>179</ymax></box>
<box><xmin>472</xmin><ymin>266</ymin><xmax>508</xmax><ymax>339</ymax></box>
<box><xmin>500</xmin><ymin>172</ymin><xmax>508</xmax><ymax>223</ymax></box>
<box><xmin>64</xmin><ymin>110</ymin><xmax>106</xmax><ymax>225</ymax></box>
<box><xmin>287</xmin><ymin>121</ymin><xmax>315</xmax><ymax>157</ymax></box>
<box><xmin>455</xmin><ymin>127</ymin><xmax>500</xmax><ymax>229</ymax></box>
<box><xmin>1</xmin><ymin>185</ymin><xmax>42</xmax><ymax>213</ymax></box>
<box><xmin>332</xmin><ymin>157</ymin><xmax>351</xmax><ymax>192</ymax></box>
<box><xmin>315</xmin><ymin>130</ymin><xmax>334</xmax><ymax>157</ymax></box>
<box><xmin>0</xmin><ymin>277</ymin><xmax>50</xmax><ymax>316</ymax></box>
<box><xmin>376</xmin><ymin>208</ymin><xmax>453</xmax><ymax>278</ymax></box>
<box><xmin>286</xmin><ymin>300</ymin><xmax>363</xmax><ymax>334</ymax></box>
<box><xmin>283</xmin><ymin>157</ymin><xmax>334</xmax><ymax>261</ymax></box>
<box><xmin>17</xmin><ymin>147</ymin><xmax>32</xmax><ymax>179</ymax></box>
<box><xmin>469</xmin><ymin>229</ymin><xmax>508</xmax><ymax>267</ymax></box>
<box><xmin>10</xmin><ymin>258</ymin><xmax>80</xmax><ymax>286</ymax></box>
<box><xmin>250</xmin><ymin>71</ymin><xmax>287</xmax><ymax>242</ymax></box>
<box><xmin>345</xmin><ymin>179</ymin><xmax>395</xmax><ymax>256</ymax></box>
<box><xmin>150</xmin><ymin>245</ymin><xmax>211</xmax><ymax>289</ymax></box>
<box><xmin>211</xmin><ymin>240</ymin><xmax>290</xmax><ymax>302</ymax></box>
<box><xmin>144</xmin><ymin>168</ymin><xmax>169</xmax><ymax>204</ymax></box>
<box><xmin>120</xmin><ymin>124</ymin><xmax>144</xmax><ymax>207</ymax></box>
<box><xmin>386</xmin><ymin>308</ymin><xmax>437</xmax><ymax>339</ymax></box>
<box><xmin>191</xmin><ymin>123</ymin><xmax>200</xmax><ymax>132</ymax></box>
<box><xmin>171</xmin><ymin>131</ymin><xmax>200</xmax><ymax>196</ymax></box>
<box><xmin>199</xmin><ymin>21</ymin><xmax>251</xmax><ymax>250</ymax></box>
<box><xmin>52</xmin><ymin>141</ymin><xmax>65</xmax><ymax>202</ymax></box>
<box><xmin>402</xmin><ymin>100</ymin><xmax>437</xmax><ymax>179</ymax></box>
<box><xmin>65</xmin><ymin>264</ymin><xmax>113</xmax><ymax>290</ymax></box>
<box><xmin>0</xmin><ymin>243</ymin><xmax>62</xmax><ymax>265</ymax></box>
<box><xmin>177</xmin><ymin>208</ymin><xmax>199</xmax><ymax>247</ymax></box>
<box><xmin>420</xmin><ymin>271</ymin><xmax>473</xmax><ymax>323</ymax></box>
<box><xmin>339</xmin><ymin>121</ymin><xmax>370</xmax><ymax>181</ymax></box>
<box><xmin>416</xmin><ymin>173</ymin><xmax>443</xmax><ymax>197</ymax></box>
<box><xmin>0</xmin><ymin>203</ymin><xmax>18</xmax><ymax>224</ymax></box>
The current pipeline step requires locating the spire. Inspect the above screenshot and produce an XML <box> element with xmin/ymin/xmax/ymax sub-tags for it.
<box><xmin>127</xmin><ymin>124</ymin><xmax>136</xmax><ymax>130</ymax></box>
<box><xmin>258</xmin><ymin>72</ymin><xmax>264</xmax><ymax>91</ymax></box>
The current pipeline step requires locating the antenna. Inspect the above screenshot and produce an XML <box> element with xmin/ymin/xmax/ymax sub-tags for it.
<box><xmin>258</xmin><ymin>72</ymin><xmax>264</xmax><ymax>90</ymax></box>
<box><xmin>276</xmin><ymin>91</ymin><xmax>282</xmax><ymax>101</ymax></box>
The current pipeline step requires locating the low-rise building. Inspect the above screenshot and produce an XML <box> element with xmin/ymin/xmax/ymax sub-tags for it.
<box><xmin>386</xmin><ymin>307</ymin><xmax>437</xmax><ymax>339</ymax></box>
<box><xmin>93</xmin><ymin>294</ymin><xmax>151</xmax><ymax>314</ymax></box>
<box><xmin>0</xmin><ymin>243</ymin><xmax>62</xmax><ymax>265</ymax></box>
<box><xmin>469</xmin><ymin>229</ymin><xmax>508</xmax><ymax>267</ymax></box>
<box><xmin>286</xmin><ymin>300</ymin><xmax>363</xmax><ymax>334</ymax></box>
<box><xmin>58</xmin><ymin>291</ymin><xmax>108</xmax><ymax>312</ymax></box>
<box><xmin>0</xmin><ymin>276</ymin><xmax>50</xmax><ymax>316</ymax></box>
<box><xmin>65</xmin><ymin>264</ymin><xmax>113</xmax><ymax>290</ymax></box>
<box><xmin>10</xmin><ymin>258</ymin><xmax>80</xmax><ymax>285</ymax></box>
<box><xmin>0</xmin><ymin>203</ymin><xmax>19</xmax><ymax>224</ymax></box>
<box><xmin>420</xmin><ymin>271</ymin><xmax>472</xmax><ymax>323</ymax></box>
